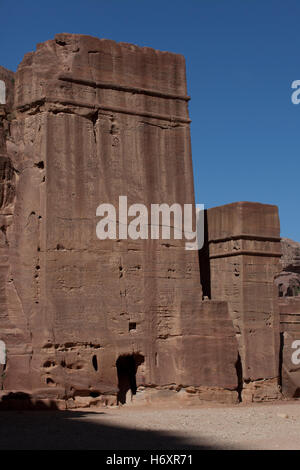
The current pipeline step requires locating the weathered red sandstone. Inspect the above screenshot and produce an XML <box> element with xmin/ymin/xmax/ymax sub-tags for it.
<box><xmin>200</xmin><ymin>202</ymin><xmax>282</xmax><ymax>401</ymax></box>
<box><xmin>275</xmin><ymin>239</ymin><xmax>300</xmax><ymax>397</ymax></box>
<box><xmin>0</xmin><ymin>34</ymin><xmax>290</xmax><ymax>408</ymax></box>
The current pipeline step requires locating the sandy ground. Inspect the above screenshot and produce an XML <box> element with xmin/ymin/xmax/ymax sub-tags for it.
<box><xmin>0</xmin><ymin>401</ymin><xmax>299</xmax><ymax>450</ymax></box>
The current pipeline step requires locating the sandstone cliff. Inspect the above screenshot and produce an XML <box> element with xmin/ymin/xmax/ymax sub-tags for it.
<box><xmin>0</xmin><ymin>34</ymin><xmax>240</xmax><ymax>407</ymax></box>
<box><xmin>0</xmin><ymin>34</ymin><xmax>286</xmax><ymax>408</ymax></box>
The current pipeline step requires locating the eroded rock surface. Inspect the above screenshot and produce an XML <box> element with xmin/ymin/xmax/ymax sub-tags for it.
<box><xmin>0</xmin><ymin>34</ymin><xmax>289</xmax><ymax>408</ymax></box>
<box><xmin>0</xmin><ymin>34</ymin><xmax>241</xmax><ymax>406</ymax></box>
<box><xmin>200</xmin><ymin>202</ymin><xmax>282</xmax><ymax>402</ymax></box>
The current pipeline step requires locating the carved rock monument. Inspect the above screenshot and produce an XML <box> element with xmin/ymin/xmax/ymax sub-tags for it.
<box><xmin>0</xmin><ymin>34</ymin><xmax>288</xmax><ymax>408</ymax></box>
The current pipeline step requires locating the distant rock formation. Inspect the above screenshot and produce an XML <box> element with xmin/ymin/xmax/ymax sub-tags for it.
<box><xmin>275</xmin><ymin>238</ymin><xmax>300</xmax><ymax>297</ymax></box>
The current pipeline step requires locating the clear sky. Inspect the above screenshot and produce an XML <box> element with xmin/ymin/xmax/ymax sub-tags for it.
<box><xmin>0</xmin><ymin>0</ymin><xmax>299</xmax><ymax>240</ymax></box>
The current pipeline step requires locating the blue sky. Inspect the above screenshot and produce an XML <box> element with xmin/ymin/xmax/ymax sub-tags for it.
<box><xmin>0</xmin><ymin>0</ymin><xmax>299</xmax><ymax>240</ymax></box>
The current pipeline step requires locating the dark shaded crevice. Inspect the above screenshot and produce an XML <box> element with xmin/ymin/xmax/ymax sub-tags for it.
<box><xmin>235</xmin><ymin>352</ymin><xmax>243</xmax><ymax>402</ymax></box>
<box><xmin>56</xmin><ymin>39</ymin><xmax>67</xmax><ymax>46</ymax></box>
<box><xmin>0</xmin><ymin>363</ymin><xmax>6</xmax><ymax>391</ymax></box>
<box><xmin>43</xmin><ymin>360</ymin><xmax>56</xmax><ymax>368</ymax></box>
<box><xmin>83</xmin><ymin>110</ymin><xmax>98</xmax><ymax>144</ymax></box>
<box><xmin>0</xmin><ymin>225</ymin><xmax>8</xmax><ymax>246</ymax></box>
<box><xmin>279</xmin><ymin>332</ymin><xmax>284</xmax><ymax>388</ymax></box>
<box><xmin>294</xmin><ymin>388</ymin><xmax>300</xmax><ymax>398</ymax></box>
<box><xmin>198</xmin><ymin>209</ymin><xmax>211</xmax><ymax>298</ymax></box>
<box><xmin>92</xmin><ymin>354</ymin><xmax>98</xmax><ymax>372</ymax></box>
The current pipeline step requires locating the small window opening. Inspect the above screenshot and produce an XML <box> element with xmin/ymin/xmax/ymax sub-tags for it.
<box><xmin>129</xmin><ymin>322</ymin><xmax>136</xmax><ymax>331</ymax></box>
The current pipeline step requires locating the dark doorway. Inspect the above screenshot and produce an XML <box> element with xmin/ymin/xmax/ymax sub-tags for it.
<box><xmin>116</xmin><ymin>354</ymin><xmax>144</xmax><ymax>405</ymax></box>
<box><xmin>198</xmin><ymin>209</ymin><xmax>211</xmax><ymax>299</ymax></box>
<box><xmin>235</xmin><ymin>352</ymin><xmax>243</xmax><ymax>402</ymax></box>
